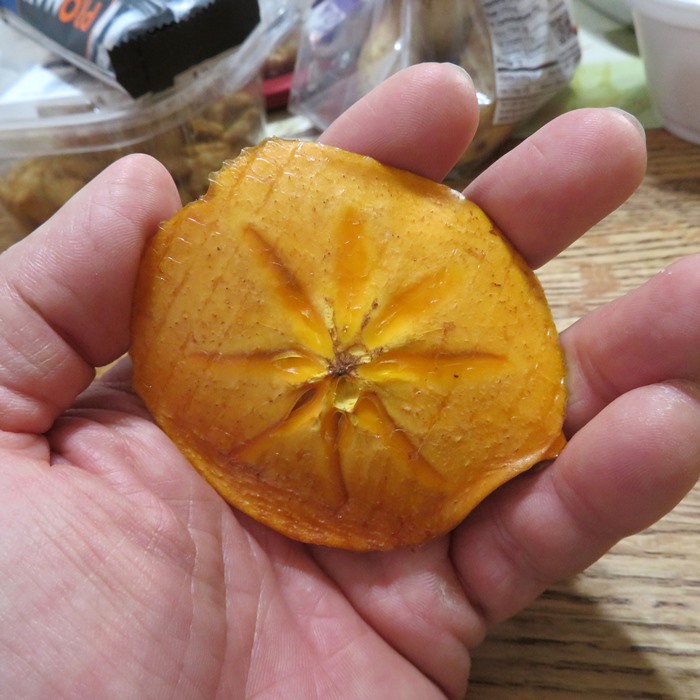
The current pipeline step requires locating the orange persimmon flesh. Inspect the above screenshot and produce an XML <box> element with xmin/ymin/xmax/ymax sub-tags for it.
<box><xmin>130</xmin><ymin>137</ymin><xmax>566</xmax><ymax>551</ymax></box>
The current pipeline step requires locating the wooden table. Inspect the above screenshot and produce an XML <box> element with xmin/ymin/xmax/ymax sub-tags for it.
<box><xmin>1</xmin><ymin>127</ymin><xmax>698</xmax><ymax>699</ymax></box>
<box><xmin>468</xmin><ymin>128</ymin><xmax>700</xmax><ymax>699</ymax></box>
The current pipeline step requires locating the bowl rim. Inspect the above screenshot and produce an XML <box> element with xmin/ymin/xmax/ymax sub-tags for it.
<box><xmin>627</xmin><ymin>0</ymin><xmax>700</xmax><ymax>28</ymax></box>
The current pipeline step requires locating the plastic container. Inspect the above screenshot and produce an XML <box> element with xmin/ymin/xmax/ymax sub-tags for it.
<box><xmin>583</xmin><ymin>0</ymin><xmax>634</xmax><ymax>24</ymax></box>
<box><xmin>0</xmin><ymin>11</ymin><xmax>294</xmax><ymax>233</ymax></box>
<box><xmin>627</xmin><ymin>0</ymin><xmax>700</xmax><ymax>144</ymax></box>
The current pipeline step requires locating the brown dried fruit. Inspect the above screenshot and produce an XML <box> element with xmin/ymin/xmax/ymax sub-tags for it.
<box><xmin>130</xmin><ymin>138</ymin><xmax>566</xmax><ymax>551</ymax></box>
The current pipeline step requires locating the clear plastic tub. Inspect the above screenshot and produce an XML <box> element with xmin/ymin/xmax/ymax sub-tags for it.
<box><xmin>627</xmin><ymin>0</ymin><xmax>700</xmax><ymax>144</ymax></box>
<box><xmin>0</xmin><ymin>14</ymin><xmax>292</xmax><ymax>233</ymax></box>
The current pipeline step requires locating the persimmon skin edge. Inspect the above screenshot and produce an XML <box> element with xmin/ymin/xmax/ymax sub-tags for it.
<box><xmin>130</xmin><ymin>137</ymin><xmax>567</xmax><ymax>551</ymax></box>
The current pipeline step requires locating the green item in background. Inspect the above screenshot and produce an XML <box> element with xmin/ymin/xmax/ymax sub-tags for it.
<box><xmin>517</xmin><ymin>0</ymin><xmax>661</xmax><ymax>138</ymax></box>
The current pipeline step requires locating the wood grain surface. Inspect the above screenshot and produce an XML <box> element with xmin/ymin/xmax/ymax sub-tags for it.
<box><xmin>469</xmin><ymin>128</ymin><xmax>700</xmax><ymax>699</ymax></box>
<box><xmin>1</xmin><ymin>127</ymin><xmax>698</xmax><ymax>699</ymax></box>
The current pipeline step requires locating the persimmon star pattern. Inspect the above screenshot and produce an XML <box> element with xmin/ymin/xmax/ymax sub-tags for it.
<box><xmin>131</xmin><ymin>138</ymin><xmax>567</xmax><ymax>550</ymax></box>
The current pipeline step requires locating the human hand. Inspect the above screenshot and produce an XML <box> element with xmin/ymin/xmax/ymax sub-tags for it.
<box><xmin>1</xmin><ymin>63</ymin><xmax>698</xmax><ymax>699</ymax></box>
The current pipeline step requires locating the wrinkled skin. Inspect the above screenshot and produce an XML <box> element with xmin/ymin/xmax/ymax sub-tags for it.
<box><xmin>1</xmin><ymin>64</ymin><xmax>698</xmax><ymax>699</ymax></box>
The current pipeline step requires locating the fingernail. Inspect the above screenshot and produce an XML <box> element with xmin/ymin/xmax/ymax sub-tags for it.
<box><xmin>442</xmin><ymin>62</ymin><xmax>475</xmax><ymax>90</ymax></box>
<box><xmin>606</xmin><ymin>107</ymin><xmax>646</xmax><ymax>139</ymax></box>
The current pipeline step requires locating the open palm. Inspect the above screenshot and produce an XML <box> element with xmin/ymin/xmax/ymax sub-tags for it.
<box><xmin>1</xmin><ymin>64</ymin><xmax>698</xmax><ymax>699</ymax></box>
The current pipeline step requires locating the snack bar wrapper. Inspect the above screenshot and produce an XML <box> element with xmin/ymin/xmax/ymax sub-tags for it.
<box><xmin>289</xmin><ymin>0</ymin><xmax>581</xmax><ymax>178</ymax></box>
<box><xmin>0</xmin><ymin>0</ymin><xmax>261</xmax><ymax>96</ymax></box>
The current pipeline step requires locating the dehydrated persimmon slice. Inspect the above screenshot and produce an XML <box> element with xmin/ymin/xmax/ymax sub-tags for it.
<box><xmin>130</xmin><ymin>137</ymin><xmax>567</xmax><ymax>551</ymax></box>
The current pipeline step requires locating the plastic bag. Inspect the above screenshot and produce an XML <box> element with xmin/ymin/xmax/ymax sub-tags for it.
<box><xmin>259</xmin><ymin>0</ymin><xmax>312</xmax><ymax>108</ymax></box>
<box><xmin>289</xmin><ymin>0</ymin><xmax>581</xmax><ymax>179</ymax></box>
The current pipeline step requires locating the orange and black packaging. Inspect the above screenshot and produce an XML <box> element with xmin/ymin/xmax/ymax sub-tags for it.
<box><xmin>0</xmin><ymin>0</ymin><xmax>261</xmax><ymax>96</ymax></box>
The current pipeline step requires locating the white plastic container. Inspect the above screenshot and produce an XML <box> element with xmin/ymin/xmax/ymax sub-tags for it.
<box><xmin>584</xmin><ymin>0</ymin><xmax>634</xmax><ymax>25</ymax></box>
<box><xmin>0</xmin><ymin>9</ymin><xmax>298</xmax><ymax>234</ymax></box>
<box><xmin>626</xmin><ymin>0</ymin><xmax>700</xmax><ymax>144</ymax></box>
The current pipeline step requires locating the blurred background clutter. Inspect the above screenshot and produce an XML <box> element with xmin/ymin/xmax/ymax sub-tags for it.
<box><xmin>1</xmin><ymin>0</ymin><xmax>696</xmax><ymax>245</ymax></box>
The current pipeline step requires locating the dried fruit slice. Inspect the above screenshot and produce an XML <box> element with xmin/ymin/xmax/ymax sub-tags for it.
<box><xmin>130</xmin><ymin>137</ymin><xmax>567</xmax><ymax>551</ymax></box>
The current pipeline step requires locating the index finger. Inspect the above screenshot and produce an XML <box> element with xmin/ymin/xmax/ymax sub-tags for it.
<box><xmin>319</xmin><ymin>62</ymin><xmax>480</xmax><ymax>182</ymax></box>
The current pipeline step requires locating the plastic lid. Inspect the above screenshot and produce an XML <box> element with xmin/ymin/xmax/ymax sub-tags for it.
<box><xmin>0</xmin><ymin>10</ymin><xmax>294</xmax><ymax>159</ymax></box>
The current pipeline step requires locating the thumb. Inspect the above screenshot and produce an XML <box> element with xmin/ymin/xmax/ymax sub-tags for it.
<box><xmin>0</xmin><ymin>154</ymin><xmax>180</xmax><ymax>433</ymax></box>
